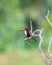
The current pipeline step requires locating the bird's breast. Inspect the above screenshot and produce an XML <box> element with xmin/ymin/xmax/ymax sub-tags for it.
<box><xmin>27</xmin><ymin>31</ymin><xmax>31</xmax><ymax>37</ymax></box>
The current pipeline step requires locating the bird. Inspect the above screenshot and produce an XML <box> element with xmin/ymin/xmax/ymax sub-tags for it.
<box><xmin>20</xmin><ymin>21</ymin><xmax>37</xmax><ymax>41</ymax></box>
<box><xmin>20</xmin><ymin>28</ymin><xmax>31</xmax><ymax>37</ymax></box>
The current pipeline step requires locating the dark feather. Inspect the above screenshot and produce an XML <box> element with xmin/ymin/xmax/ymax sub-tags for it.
<box><xmin>32</xmin><ymin>36</ymin><xmax>37</xmax><ymax>42</ymax></box>
<box><xmin>26</xmin><ymin>18</ymin><xmax>38</xmax><ymax>32</ymax></box>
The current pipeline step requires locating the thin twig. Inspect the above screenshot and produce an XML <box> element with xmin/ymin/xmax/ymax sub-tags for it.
<box><xmin>45</xmin><ymin>10</ymin><xmax>52</xmax><ymax>59</ymax></box>
<box><xmin>48</xmin><ymin>37</ymin><xmax>52</xmax><ymax>59</ymax></box>
<box><xmin>45</xmin><ymin>10</ymin><xmax>52</xmax><ymax>27</ymax></box>
<box><xmin>30</xmin><ymin>20</ymin><xmax>33</xmax><ymax>33</ymax></box>
<box><xmin>25</xmin><ymin>41</ymin><xmax>33</xmax><ymax>47</ymax></box>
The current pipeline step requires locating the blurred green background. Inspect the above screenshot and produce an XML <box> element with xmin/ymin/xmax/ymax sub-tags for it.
<box><xmin>0</xmin><ymin>0</ymin><xmax>52</xmax><ymax>65</ymax></box>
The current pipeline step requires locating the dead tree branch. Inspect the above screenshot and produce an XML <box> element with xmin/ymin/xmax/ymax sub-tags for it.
<box><xmin>45</xmin><ymin>10</ymin><xmax>52</xmax><ymax>59</ymax></box>
<box><xmin>45</xmin><ymin>10</ymin><xmax>52</xmax><ymax>27</ymax></box>
<box><xmin>48</xmin><ymin>37</ymin><xmax>52</xmax><ymax>58</ymax></box>
<box><xmin>30</xmin><ymin>20</ymin><xmax>33</xmax><ymax>33</ymax></box>
<box><xmin>34</xmin><ymin>29</ymin><xmax>50</xmax><ymax>65</ymax></box>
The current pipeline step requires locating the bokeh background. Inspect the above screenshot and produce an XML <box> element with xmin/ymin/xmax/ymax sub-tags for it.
<box><xmin>0</xmin><ymin>0</ymin><xmax>52</xmax><ymax>65</ymax></box>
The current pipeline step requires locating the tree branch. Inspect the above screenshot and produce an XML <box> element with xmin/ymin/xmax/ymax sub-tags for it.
<box><xmin>48</xmin><ymin>37</ymin><xmax>52</xmax><ymax>59</ymax></box>
<box><xmin>45</xmin><ymin>10</ymin><xmax>52</xmax><ymax>27</ymax></box>
<box><xmin>30</xmin><ymin>20</ymin><xmax>33</xmax><ymax>33</ymax></box>
<box><xmin>45</xmin><ymin>10</ymin><xmax>52</xmax><ymax>59</ymax></box>
<box><xmin>38</xmin><ymin>29</ymin><xmax>50</xmax><ymax>65</ymax></box>
<box><xmin>33</xmin><ymin>28</ymin><xmax>50</xmax><ymax>65</ymax></box>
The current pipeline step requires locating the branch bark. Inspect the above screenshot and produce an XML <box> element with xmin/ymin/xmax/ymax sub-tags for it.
<box><xmin>38</xmin><ymin>29</ymin><xmax>50</xmax><ymax>65</ymax></box>
<box><xmin>45</xmin><ymin>10</ymin><xmax>52</xmax><ymax>59</ymax></box>
<box><xmin>45</xmin><ymin>10</ymin><xmax>52</xmax><ymax>27</ymax></box>
<box><xmin>33</xmin><ymin>29</ymin><xmax>50</xmax><ymax>65</ymax></box>
<box><xmin>48</xmin><ymin>37</ymin><xmax>52</xmax><ymax>59</ymax></box>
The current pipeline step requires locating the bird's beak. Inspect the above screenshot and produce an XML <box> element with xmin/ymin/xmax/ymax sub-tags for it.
<box><xmin>20</xmin><ymin>29</ymin><xmax>24</xmax><ymax>31</ymax></box>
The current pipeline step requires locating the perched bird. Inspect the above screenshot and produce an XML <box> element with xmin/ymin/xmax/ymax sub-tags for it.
<box><xmin>20</xmin><ymin>21</ymin><xmax>37</xmax><ymax>41</ymax></box>
<box><xmin>20</xmin><ymin>28</ymin><xmax>31</xmax><ymax>37</ymax></box>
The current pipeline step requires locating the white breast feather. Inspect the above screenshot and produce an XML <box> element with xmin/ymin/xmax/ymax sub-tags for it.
<box><xmin>24</xmin><ymin>31</ymin><xmax>27</xmax><ymax>35</ymax></box>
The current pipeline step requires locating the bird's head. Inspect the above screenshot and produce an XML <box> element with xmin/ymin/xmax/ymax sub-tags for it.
<box><xmin>20</xmin><ymin>28</ymin><xmax>30</xmax><ymax>35</ymax></box>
